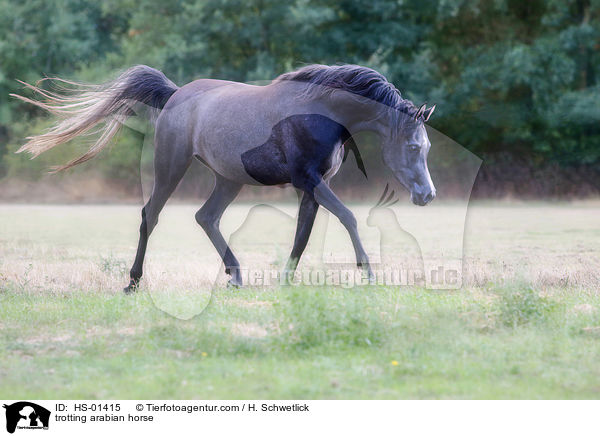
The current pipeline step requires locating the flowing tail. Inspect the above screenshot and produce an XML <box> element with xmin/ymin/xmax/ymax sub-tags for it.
<box><xmin>11</xmin><ymin>65</ymin><xmax>178</xmax><ymax>171</ymax></box>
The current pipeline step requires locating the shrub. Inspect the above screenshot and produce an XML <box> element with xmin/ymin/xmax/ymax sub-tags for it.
<box><xmin>496</xmin><ymin>287</ymin><xmax>561</xmax><ymax>328</ymax></box>
<box><xmin>275</xmin><ymin>287</ymin><xmax>387</xmax><ymax>350</ymax></box>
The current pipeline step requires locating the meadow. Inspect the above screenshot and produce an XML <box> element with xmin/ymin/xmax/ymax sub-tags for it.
<box><xmin>1</xmin><ymin>201</ymin><xmax>599</xmax><ymax>399</ymax></box>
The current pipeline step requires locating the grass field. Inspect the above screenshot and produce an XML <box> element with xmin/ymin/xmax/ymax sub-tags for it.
<box><xmin>1</xmin><ymin>202</ymin><xmax>599</xmax><ymax>399</ymax></box>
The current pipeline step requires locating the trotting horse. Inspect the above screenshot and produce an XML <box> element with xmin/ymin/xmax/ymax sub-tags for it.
<box><xmin>13</xmin><ymin>64</ymin><xmax>436</xmax><ymax>291</ymax></box>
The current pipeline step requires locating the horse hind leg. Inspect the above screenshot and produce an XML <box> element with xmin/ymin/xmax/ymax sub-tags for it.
<box><xmin>195</xmin><ymin>173</ymin><xmax>243</xmax><ymax>287</ymax></box>
<box><xmin>125</xmin><ymin>147</ymin><xmax>192</xmax><ymax>293</ymax></box>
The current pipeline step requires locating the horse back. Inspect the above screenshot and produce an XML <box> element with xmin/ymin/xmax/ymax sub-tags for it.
<box><xmin>162</xmin><ymin>79</ymin><xmax>236</xmax><ymax>111</ymax></box>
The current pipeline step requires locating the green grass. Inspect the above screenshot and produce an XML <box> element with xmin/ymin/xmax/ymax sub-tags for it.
<box><xmin>1</xmin><ymin>203</ymin><xmax>599</xmax><ymax>398</ymax></box>
<box><xmin>2</xmin><ymin>285</ymin><xmax>600</xmax><ymax>399</ymax></box>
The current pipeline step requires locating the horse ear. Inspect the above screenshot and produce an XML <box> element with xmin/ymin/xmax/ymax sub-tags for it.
<box><xmin>415</xmin><ymin>103</ymin><xmax>426</xmax><ymax>120</ymax></box>
<box><xmin>424</xmin><ymin>104</ymin><xmax>436</xmax><ymax>122</ymax></box>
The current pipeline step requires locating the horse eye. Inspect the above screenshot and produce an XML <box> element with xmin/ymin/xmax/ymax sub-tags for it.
<box><xmin>408</xmin><ymin>144</ymin><xmax>421</xmax><ymax>152</ymax></box>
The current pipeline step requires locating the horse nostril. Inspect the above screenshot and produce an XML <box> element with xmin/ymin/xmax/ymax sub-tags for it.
<box><xmin>424</xmin><ymin>192</ymin><xmax>435</xmax><ymax>204</ymax></box>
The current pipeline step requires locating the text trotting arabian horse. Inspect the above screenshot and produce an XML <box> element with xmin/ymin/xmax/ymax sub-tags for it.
<box><xmin>13</xmin><ymin>64</ymin><xmax>436</xmax><ymax>291</ymax></box>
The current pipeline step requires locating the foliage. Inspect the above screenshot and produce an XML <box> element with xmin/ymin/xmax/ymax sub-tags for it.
<box><xmin>495</xmin><ymin>286</ymin><xmax>562</xmax><ymax>327</ymax></box>
<box><xmin>276</xmin><ymin>287</ymin><xmax>387</xmax><ymax>349</ymax></box>
<box><xmin>0</xmin><ymin>0</ymin><xmax>598</xmax><ymax>182</ymax></box>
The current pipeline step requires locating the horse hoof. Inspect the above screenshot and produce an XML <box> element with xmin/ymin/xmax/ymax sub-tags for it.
<box><xmin>123</xmin><ymin>279</ymin><xmax>139</xmax><ymax>294</ymax></box>
<box><xmin>281</xmin><ymin>271</ymin><xmax>295</xmax><ymax>286</ymax></box>
<box><xmin>364</xmin><ymin>271</ymin><xmax>376</xmax><ymax>285</ymax></box>
<box><xmin>227</xmin><ymin>279</ymin><xmax>242</xmax><ymax>288</ymax></box>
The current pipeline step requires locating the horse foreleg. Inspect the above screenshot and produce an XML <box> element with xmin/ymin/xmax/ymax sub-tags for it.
<box><xmin>283</xmin><ymin>191</ymin><xmax>319</xmax><ymax>283</ymax></box>
<box><xmin>311</xmin><ymin>180</ymin><xmax>374</xmax><ymax>284</ymax></box>
<box><xmin>195</xmin><ymin>173</ymin><xmax>243</xmax><ymax>287</ymax></box>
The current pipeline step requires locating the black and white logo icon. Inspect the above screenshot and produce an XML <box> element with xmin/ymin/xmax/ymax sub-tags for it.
<box><xmin>3</xmin><ymin>402</ymin><xmax>50</xmax><ymax>433</ymax></box>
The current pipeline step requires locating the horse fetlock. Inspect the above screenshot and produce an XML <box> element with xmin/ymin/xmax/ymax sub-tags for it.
<box><xmin>356</xmin><ymin>256</ymin><xmax>370</xmax><ymax>268</ymax></box>
<box><xmin>357</xmin><ymin>260</ymin><xmax>375</xmax><ymax>284</ymax></box>
<box><xmin>130</xmin><ymin>268</ymin><xmax>142</xmax><ymax>281</ymax></box>
<box><xmin>359</xmin><ymin>266</ymin><xmax>375</xmax><ymax>285</ymax></box>
<box><xmin>227</xmin><ymin>269</ymin><xmax>243</xmax><ymax>288</ymax></box>
<box><xmin>123</xmin><ymin>278</ymin><xmax>140</xmax><ymax>294</ymax></box>
<box><xmin>225</xmin><ymin>265</ymin><xmax>242</xmax><ymax>282</ymax></box>
<box><xmin>281</xmin><ymin>268</ymin><xmax>296</xmax><ymax>285</ymax></box>
<box><xmin>224</xmin><ymin>265</ymin><xmax>238</xmax><ymax>274</ymax></box>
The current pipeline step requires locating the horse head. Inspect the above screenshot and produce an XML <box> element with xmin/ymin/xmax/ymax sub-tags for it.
<box><xmin>381</xmin><ymin>104</ymin><xmax>436</xmax><ymax>206</ymax></box>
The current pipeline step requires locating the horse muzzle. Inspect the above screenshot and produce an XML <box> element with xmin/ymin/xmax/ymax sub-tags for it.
<box><xmin>411</xmin><ymin>189</ymin><xmax>436</xmax><ymax>206</ymax></box>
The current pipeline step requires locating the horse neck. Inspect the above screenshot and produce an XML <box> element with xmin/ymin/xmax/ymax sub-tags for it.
<box><xmin>316</xmin><ymin>90</ymin><xmax>392</xmax><ymax>138</ymax></box>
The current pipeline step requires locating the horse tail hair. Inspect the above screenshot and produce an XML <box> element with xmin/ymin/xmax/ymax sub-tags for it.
<box><xmin>11</xmin><ymin>65</ymin><xmax>179</xmax><ymax>172</ymax></box>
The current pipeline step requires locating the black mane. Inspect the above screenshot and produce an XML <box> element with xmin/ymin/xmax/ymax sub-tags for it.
<box><xmin>275</xmin><ymin>64</ymin><xmax>419</xmax><ymax>119</ymax></box>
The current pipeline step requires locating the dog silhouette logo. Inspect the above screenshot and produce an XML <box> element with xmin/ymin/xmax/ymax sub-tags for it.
<box><xmin>3</xmin><ymin>402</ymin><xmax>50</xmax><ymax>433</ymax></box>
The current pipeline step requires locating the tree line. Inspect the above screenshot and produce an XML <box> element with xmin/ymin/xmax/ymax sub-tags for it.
<box><xmin>0</xmin><ymin>0</ymin><xmax>597</xmax><ymax>195</ymax></box>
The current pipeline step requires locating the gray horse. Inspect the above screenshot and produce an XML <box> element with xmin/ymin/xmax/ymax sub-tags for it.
<box><xmin>13</xmin><ymin>64</ymin><xmax>436</xmax><ymax>291</ymax></box>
